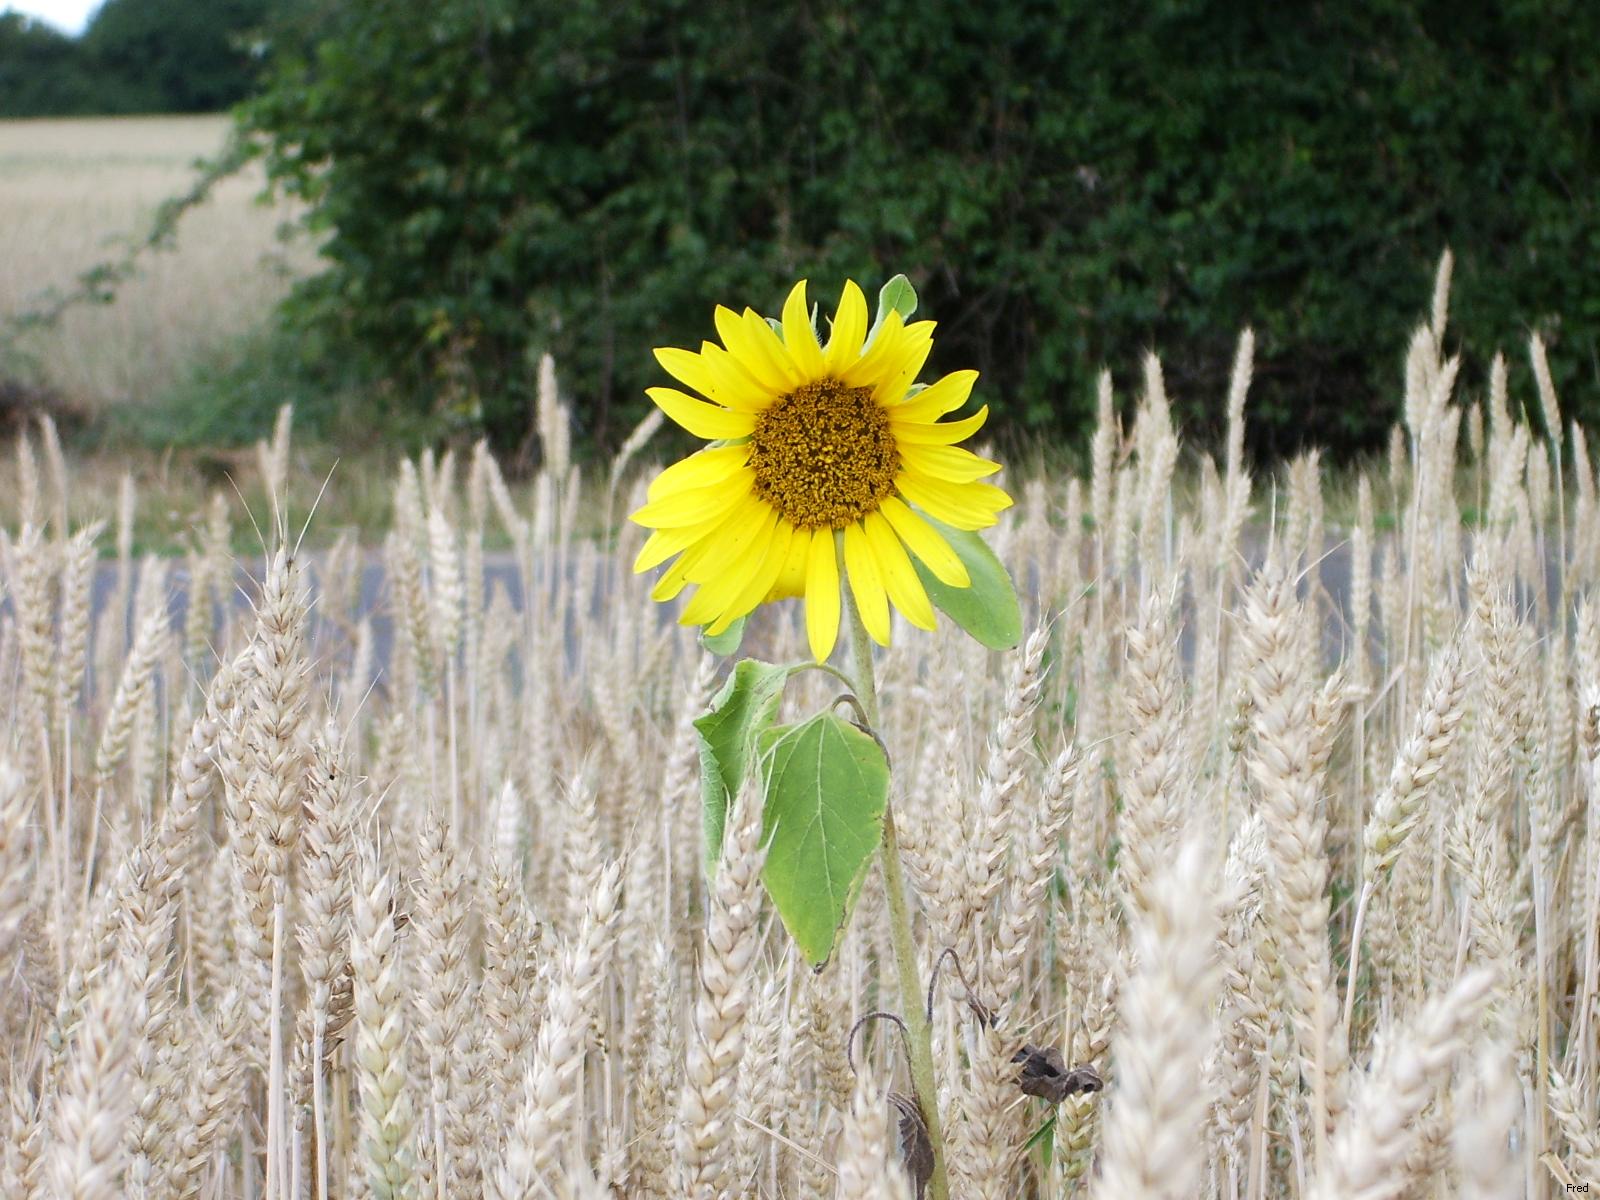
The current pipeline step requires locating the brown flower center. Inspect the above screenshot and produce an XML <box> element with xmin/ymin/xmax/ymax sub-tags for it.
<box><xmin>748</xmin><ymin>378</ymin><xmax>899</xmax><ymax>530</ymax></box>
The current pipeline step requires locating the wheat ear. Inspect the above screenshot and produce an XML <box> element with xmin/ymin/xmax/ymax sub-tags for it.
<box><xmin>1095</xmin><ymin>838</ymin><xmax>1220</xmax><ymax>1200</ymax></box>
<box><xmin>675</xmin><ymin>778</ymin><xmax>768</xmax><ymax>1198</ymax></box>
<box><xmin>836</xmin><ymin>1064</ymin><xmax>913</xmax><ymax>1200</ymax></box>
<box><xmin>349</xmin><ymin>844</ymin><xmax>415</xmax><ymax>1200</ymax></box>
<box><xmin>490</xmin><ymin>859</ymin><xmax>623</xmax><ymax>1194</ymax></box>
<box><xmin>1312</xmin><ymin>969</ymin><xmax>1492</xmax><ymax>1200</ymax></box>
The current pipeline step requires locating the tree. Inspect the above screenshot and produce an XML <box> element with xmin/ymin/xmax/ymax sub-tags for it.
<box><xmin>83</xmin><ymin>0</ymin><xmax>272</xmax><ymax>112</ymax></box>
<box><xmin>0</xmin><ymin>0</ymin><xmax>273</xmax><ymax>117</ymax></box>
<box><xmin>0</xmin><ymin>13</ymin><xmax>100</xmax><ymax>116</ymax></box>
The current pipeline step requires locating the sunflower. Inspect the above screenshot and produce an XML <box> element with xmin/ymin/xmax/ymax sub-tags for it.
<box><xmin>630</xmin><ymin>279</ymin><xmax>1012</xmax><ymax>661</ymax></box>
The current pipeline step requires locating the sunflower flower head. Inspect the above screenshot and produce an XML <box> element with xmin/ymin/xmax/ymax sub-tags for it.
<box><xmin>630</xmin><ymin>278</ymin><xmax>1013</xmax><ymax>662</ymax></box>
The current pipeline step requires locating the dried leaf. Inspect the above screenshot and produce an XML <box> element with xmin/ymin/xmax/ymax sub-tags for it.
<box><xmin>1011</xmin><ymin>1044</ymin><xmax>1103</xmax><ymax>1103</ymax></box>
<box><xmin>889</xmin><ymin>1090</ymin><xmax>934</xmax><ymax>1199</ymax></box>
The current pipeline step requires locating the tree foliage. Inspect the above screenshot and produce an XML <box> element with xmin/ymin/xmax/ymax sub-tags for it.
<box><xmin>0</xmin><ymin>0</ymin><xmax>270</xmax><ymax>117</ymax></box>
<box><xmin>245</xmin><ymin>0</ymin><xmax>1600</xmax><ymax>453</ymax></box>
<box><xmin>0</xmin><ymin>13</ymin><xmax>101</xmax><ymax>114</ymax></box>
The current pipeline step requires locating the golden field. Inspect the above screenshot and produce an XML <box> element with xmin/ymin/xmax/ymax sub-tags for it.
<box><xmin>0</xmin><ymin>114</ymin><xmax>314</xmax><ymax>415</ymax></box>
<box><xmin>2</xmin><ymin>259</ymin><xmax>1600</xmax><ymax>1197</ymax></box>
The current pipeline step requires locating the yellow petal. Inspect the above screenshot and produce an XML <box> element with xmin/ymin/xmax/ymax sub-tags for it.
<box><xmin>870</xmin><ymin>321</ymin><xmax>935</xmax><ymax>404</ymax></box>
<box><xmin>679</xmin><ymin>508</ymin><xmax>779</xmax><ymax>626</ymax></box>
<box><xmin>877</xmin><ymin>496</ymin><xmax>970</xmax><ymax>587</ymax></box>
<box><xmin>863</xmin><ymin>512</ymin><xmax>936</xmax><ymax>630</ymax></box>
<box><xmin>630</xmin><ymin>470</ymin><xmax>754</xmax><ymax>528</ymax></box>
<box><xmin>633</xmin><ymin>524</ymin><xmax>701</xmax><ymax>573</ymax></box>
<box><xmin>709</xmin><ymin>518</ymin><xmax>794</xmax><ymax>634</ymax></box>
<box><xmin>781</xmin><ymin>280</ymin><xmax>824</xmax><ymax>377</ymax></box>
<box><xmin>891</xmin><ymin>404</ymin><xmax>989</xmax><ymax>445</ymax></box>
<box><xmin>697</xmin><ymin>341</ymin><xmax>781</xmax><ymax>409</ymax></box>
<box><xmin>824</xmin><ymin>280</ymin><xmax>868</xmax><ymax>373</ymax></box>
<box><xmin>645</xmin><ymin>444</ymin><xmax>752</xmax><ymax>503</ymax></box>
<box><xmin>843</xmin><ymin>521</ymin><xmax>891</xmax><ymax>646</ymax></box>
<box><xmin>648</xmin><ymin>387</ymin><xmax>756</xmax><ymax>440</ymax></box>
<box><xmin>633</xmin><ymin>502</ymin><xmax>758</xmax><ymax>582</ymax></box>
<box><xmin>742</xmin><ymin>307</ymin><xmax>804</xmax><ymax>387</ymax></box>
<box><xmin>649</xmin><ymin>548</ymin><xmax>700</xmax><ymax>601</ymax></box>
<box><xmin>896</xmin><ymin>475</ymin><xmax>1011</xmax><ymax>531</ymax></box>
<box><xmin>890</xmin><ymin>370</ymin><xmax>978</xmax><ymax>422</ymax></box>
<box><xmin>767</xmin><ymin>525</ymin><xmax>811</xmax><ymax>602</ymax></box>
<box><xmin>645</xmin><ymin>496</ymin><xmax>769</xmax><ymax>597</ymax></box>
<box><xmin>714</xmin><ymin>305</ymin><xmax>793</xmax><ymax>395</ymax></box>
<box><xmin>839</xmin><ymin>310</ymin><xmax>906</xmax><ymax>388</ymax></box>
<box><xmin>678</xmin><ymin>498</ymin><xmax>775</xmax><ymax>583</ymax></box>
<box><xmin>899</xmin><ymin>444</ymin><xmax>1002</xmax><ymax>484</ymax></box>
<box><xmin>653</xmin><ymin>347</ymin><xmax>766</xmax><ymax>412</ymax></box>
<box><xmin>805</xmin><ymin>529</ymin><xmax>841</xmax><ymax>662</ymax></box>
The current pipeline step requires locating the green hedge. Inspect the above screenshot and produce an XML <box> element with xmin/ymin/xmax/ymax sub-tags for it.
<box><xmin>245</xmin><ymin>0</ymin><xmax>1600</xmax><ymax>455</ymax></box>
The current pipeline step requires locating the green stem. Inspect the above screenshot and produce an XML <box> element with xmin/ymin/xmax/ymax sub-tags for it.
<box><xmin>845</xmin><ymin>590</ymin><xmax>952</xmax><ymax>1200</ymax></box>
<box><xmin>789</xmin><ymin>659</ymin><xmax>860</xmax><ymax>694</ymax></box>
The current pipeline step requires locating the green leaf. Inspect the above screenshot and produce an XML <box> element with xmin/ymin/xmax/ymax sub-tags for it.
<box><xmin>910</xmin><ymin>513</ymin><xmax>1022</xmax><ymax>650</ymax></box>
<box><xmin>1025</xmin><ymin>1114</ymin><xmax>1058</xmax><ymax>1158</ymax></box>
<box><xmin>756</xmin><ymin>711</ymin><xmax>889</xmax><ymax>966</ymax></box>
<box><xmin>695</xmin><ymin>660</ymin><xmax>790</xmax><ymax>868</ymax></box>
<box><xmin>699</xmin><ymin>615</ymin><xmax>746</xmax><ymax>657</ymax></box>
<box><xmin>865</xmin><ymin>273</ymin><xmax>918</xmax><ymax>349</ymax></box>
<box><xmin>879</xmin><ymin>274</ymin><xmax>917</xmax><ymax>321</ymax></box>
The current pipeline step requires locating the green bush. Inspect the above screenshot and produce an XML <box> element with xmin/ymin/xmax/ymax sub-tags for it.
<box><xmin>245</xmin><ymin>0</ymin><xmax>1600</xmax><ymax>455</ymax></box>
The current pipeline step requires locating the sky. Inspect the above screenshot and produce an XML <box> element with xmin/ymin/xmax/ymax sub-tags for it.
<box><xmin>4</xmin><ymin>0</ymin><xmax>100</xmax><ymax>35</ymax></box>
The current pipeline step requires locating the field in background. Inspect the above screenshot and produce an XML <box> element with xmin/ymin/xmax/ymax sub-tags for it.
<box><xmin>0</xmin><ymin>115</ymin><xmax>314</xmax><ymax>418</ymax></box>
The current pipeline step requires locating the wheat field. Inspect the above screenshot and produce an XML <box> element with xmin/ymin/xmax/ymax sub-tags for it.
<box><xmin>0</xmin><ymin>115</ymin><xmax>312</xmax><ymax>412</ymax></box>
<box><xmin>3</xmin><ymin>266</ymin><xmax>1599</xmax><ymax>1199</ymax></box>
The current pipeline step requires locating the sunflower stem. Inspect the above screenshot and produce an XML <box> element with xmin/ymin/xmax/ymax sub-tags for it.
<box><xmin>846</xmin><ymin>587</ymin><xmax>952</xmax><ymax>1200</ymax></box>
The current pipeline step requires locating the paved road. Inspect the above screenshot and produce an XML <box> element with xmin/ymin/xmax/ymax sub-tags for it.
<box><xmin>76</xmin><ymin>531</ymin><xmax>1565</xmax><ymax>687</ymax></box>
